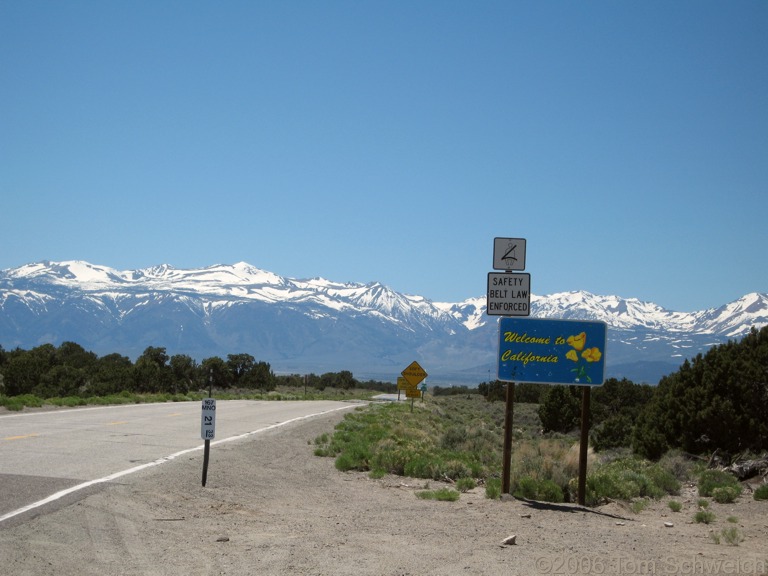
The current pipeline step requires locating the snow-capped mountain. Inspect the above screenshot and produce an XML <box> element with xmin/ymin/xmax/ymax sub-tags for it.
<box><xmin>1</xmin><ymin>261</ymin><xmax>766</xmax><ymax>384</ymax></box>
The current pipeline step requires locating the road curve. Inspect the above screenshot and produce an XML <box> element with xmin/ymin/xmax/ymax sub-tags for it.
<box><xmin>0</xmin><ymin>400</ymin><xmax>359</xmax><ymax>525</ymax></box>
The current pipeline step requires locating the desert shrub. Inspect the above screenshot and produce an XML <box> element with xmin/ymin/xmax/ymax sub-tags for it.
<box><xmin>485</xmin><ymin>478</ymin><xmax>502</xmax><ymax>500</ymax></box>
<box><xmin>753</xmin><ymin>484</ymin><xmax>768</xmax><ymax>500</ymax></box>
<box><xmin>719</xmin><ymin>527</ymin><xmax>744</xmax><ymax>546</ymax></box>
<box><xmin>1</xmin><ymin>394</ymin><xmax>43</xmax><ymax>410</ymax></box>
<box><xmin>698</xmin><ymin>469</ymin><xmax>742</xmax><ymax>497</ymax></box>
<box><xmin>455</xmin><ymin>477</ymin><xmax>477</xmax><ymax>492</ymax></box>
<box><xmin>515</xmin><ymin>476</ymin><xmax>538</xmax><ymax>499</ymax></box>
<box><xmin>440</xmin><ymin>426</ymin><xmax>468</xmax><ymax>450</ymax></box>
<box><xmin>582</xmin><ymin>457</ymin><xmax>680</xmax><ymax>506</ymax></box>
<box><xmin>695</xmin><ymin>510</ymin><xmax>716</xmax><ymax>524</ymax></box>
<box><xmin>712</xmin><ymin>486</ymin><xmax>740</xmax><ymax>504</ymax></box>
<box><xmin>513</xmin><ymin>477</ymin><xmax>564</xmax><ymax>503</ymax></box>
<box><xmin>334</xmin><ymin>441</ymin><xmax>372</xmax><ymax>471</ymax></box>
<box><xmin>668</xmin><ymin>500</ymin><xmax>682</xmax><ymax>512</ymax></box>
<box><xmin>537</xmin><ymin>479</ymin><xmax>565</xmax><ymax>503</ymax></box>
<box><xmin>442</xmin><ymin>458</ymin><xmax>472</xmax><ymax>480</ymax></box>
<box><xmin>403</xmin><ymin>454</ymin><xmax>440</xmax><ymax>479</ymax></box>
<box><xmin>416</xmin><ymin>488</ymin><xmax>460</xmax><ymax>501</ymax></box>
<box><xmin>48</xmin><ymin>396</ymin><xmax>87</xmax><ymax>407</ymax></box>
<box><xmin>658</xmin><ymin>449</ymin><xmax>699</xmax><ymax>481</ymax></box>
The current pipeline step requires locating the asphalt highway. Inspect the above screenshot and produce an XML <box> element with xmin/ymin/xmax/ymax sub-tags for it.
<box><xmin>0</xmin><ymin>400</ymin><xmax>358</xmax><ymax>525</ymax></box>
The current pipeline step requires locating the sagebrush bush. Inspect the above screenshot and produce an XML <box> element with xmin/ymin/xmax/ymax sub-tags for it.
<box><xmin>719</xmin><ymin>527</ymin><xmax>744</xmax><ymax>546</ymax></box>
<box><xmin>415</xmin><ymin>488</ymin><xmax>460</xmax><ymax>501</ymax></box>
<box><xmin>512</xmin><ymin>476</ymin><xmax>564</xmax><ymax>502</ymax></box>
<box><xmin>658</xmin><ymin>450</ymin><xmax>699</xmax><ymax>481</ymax></box>
<box><xmin>582</xmin><ymin>457</ymin><xmax>680</xmax><ymax>506</ymax></box>
<box><xmin>695</xmin><ymin>510</ymin><xmax>716</xmax><ymax>524</ymax></box>
<box><xmin>455</xmin><ymin>477</ymin><xmax>476</xmax><ymax>492</ymax></box>
<box><xmin>712</xmin><ymin>486</ymin><xmax>740</xmax><ymax>504</ymax></box>
<box><xmin>753</xmin><ymin>483</ymin><xmax>768</xmax><ymax>500</ymax></box>
<box><xmin>698</xmin><ymin>470</ymin><xmax>742</xmax><ymax>498</ymax></box>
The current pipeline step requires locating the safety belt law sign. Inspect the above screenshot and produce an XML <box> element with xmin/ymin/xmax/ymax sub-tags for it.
<box><xmin>497</xmin><ymin>318</ymin><xmax>607</xmax><ymax>386</ymax></box>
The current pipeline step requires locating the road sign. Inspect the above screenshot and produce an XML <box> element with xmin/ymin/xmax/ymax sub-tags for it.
<box><xmin>497</xmin><ymin>318</ymin><xmax>607</xmax><ymax>386</ymax></box>
<box><xmin>201</xmin><ymin>398</ymin><xmax>216</xmax><ymax>440</ymax></box>
<box><xmin>486</xmin><ymin>272</ymin><xmax>531</xmax><ymax>316</ymax></box>
<box><xmin>405</xmin><ymin>387</ymin><xmax>421</xmax><ymax>399</ymax></box>
<box><xmin>396</xmin><ymin>377</ymin><xmax>412</xmax><ymax>391</ymax></box>
<box><xmin>493</xmin><ymin>237</ymin><xmax>526</xmax><ymax>271</ymax></box>
<box><xmin>401</xmin><ymin>361</ymin><xmax>427</xmax><ymax>387</ymax></box>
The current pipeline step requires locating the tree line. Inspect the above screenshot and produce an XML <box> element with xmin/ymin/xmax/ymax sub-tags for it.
<box><xmin>0</xmin><ymin>342</ymin><xmax>396</xmax><ymax>398</ymax></box>
<box><xmin>3</xmin><ymin>325</ymin><xmax>766</xmax><ymax>460</ymax></box>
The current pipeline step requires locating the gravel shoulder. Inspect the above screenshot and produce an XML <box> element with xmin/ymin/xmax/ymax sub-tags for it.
<box><xmin>1</xmin><ymin>409</ymin><xmax>767</xmax><ymax>575</ymax></box>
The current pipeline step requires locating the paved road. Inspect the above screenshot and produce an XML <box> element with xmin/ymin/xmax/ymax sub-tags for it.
<box><xmin>0</xmin><ymin>400</ymin><xmax>358</xmax><ymax>524</ymax></box>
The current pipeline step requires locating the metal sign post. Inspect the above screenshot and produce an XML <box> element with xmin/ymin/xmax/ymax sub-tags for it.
<box><xmin>501</xmin><ymin>382</ymin><xmax>515</xmax><ymax>494</ymax></box>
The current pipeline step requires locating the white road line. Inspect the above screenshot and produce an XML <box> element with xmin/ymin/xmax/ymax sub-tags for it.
<box><xmin>0</xmin><ymin>404</ymin><xmax>356</xmax><ymax>525</ymax></box>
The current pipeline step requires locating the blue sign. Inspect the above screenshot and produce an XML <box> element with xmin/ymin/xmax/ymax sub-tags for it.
<box><xmin>497</xmin><ymin>318</ymin><xmax>607</xmax><ymax>386</ymax></box>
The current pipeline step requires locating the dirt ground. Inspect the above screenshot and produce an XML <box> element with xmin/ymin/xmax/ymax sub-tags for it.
<box><xmin>1</xmin><ymin>409</ymin><xmax>766</xmax><ymax>576</ymax></box>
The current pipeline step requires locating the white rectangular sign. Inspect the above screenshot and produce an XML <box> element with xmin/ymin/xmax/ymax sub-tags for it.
<box><xmin>493</xmin><ymin>237</ymin><xmax>527</xmax><ymax>271</ymax></box>
<box><xmin>486</xmin><ymin>272</ymin><xmax>531</xmax><ymax>316</ymax></box>
<box><xmin>201</xmin><ymin>398</ymin><xmax>216</xmax><ymax>440</ymax></box>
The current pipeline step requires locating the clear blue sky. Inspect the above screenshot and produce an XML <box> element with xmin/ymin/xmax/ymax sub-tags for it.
<box><xmin>2</xmin><ymin>1</ymin><xmax>766</xmax><ymax>312</ymax></box>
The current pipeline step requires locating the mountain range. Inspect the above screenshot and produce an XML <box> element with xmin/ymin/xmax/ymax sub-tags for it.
<box><xmin>1</xmin><ymin>260</ymin><xmax>766</xmax><ymax>385</ymax></box>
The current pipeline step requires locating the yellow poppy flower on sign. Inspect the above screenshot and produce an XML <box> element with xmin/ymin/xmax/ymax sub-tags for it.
<box><xmin>582</xmin><ymin>347</ymin><xmax>602</xmax><ymax>363</ymax></box>
<box><xmin>566</xmin><ymin>349</ymin><xmax>579</xmax><ymax>362</ymax></box>
<box><xmin>566</xmin><ymin>332</ymin><xmax>587</xmax><ymax>351</ymax></box>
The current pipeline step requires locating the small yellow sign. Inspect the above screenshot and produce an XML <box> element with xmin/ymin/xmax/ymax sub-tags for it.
<box><xmin>397</xmin><ymin>377</ymin><xmax>410</xmax><ymax>391</ymax></box>
<box><xmin>401</xmin><ymin>361</ymin><xmax>428</xmax><ymax>387</ymax></box>
<box><xmin>405</xmin><ymin>387</ymin><xmax>422</xmax><ymax>399</ymax></box>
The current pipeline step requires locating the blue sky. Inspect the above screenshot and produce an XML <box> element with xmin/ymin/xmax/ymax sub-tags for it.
<box><xmin>1</xmin><ymin>1</ymin><xmax>766</xmax><ymax>312</ymax></box>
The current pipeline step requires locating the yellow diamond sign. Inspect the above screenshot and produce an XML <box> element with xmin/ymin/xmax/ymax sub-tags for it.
<box><xmin>401</xmin><ymin>361</ymin><xmax>427</xmax><ymax>387</ymax></box>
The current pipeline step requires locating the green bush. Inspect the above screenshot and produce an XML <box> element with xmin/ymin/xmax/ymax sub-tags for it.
<box><xmin>1</xmin><ymin>394</ymin><xmax>43</xmax><ymax>410</ymax></box>
<box><xmin>514</xmin><ymin>477</ymin><xmax>538</xmax><ymax>499</ymax></box>
<box><xmin>698</xmin><ymin>470</ymin><xmax>742</xmax><ymax>498</ymax></box>
<box><xmin>658</xmin><ymin>450</ymin><xmax>699</xmax><ymax>481</ymax></box>
<box><xmin>455</xmin><ymin>477</ymin><xmax>476</xmax><ymax>492</ymax></box>
<box><xmin>719</xmin><ymin>527</ymin><xmax>744</xmax><ymax>546</ymax></box>
<box><xmin>712</xmin><ymin>486</ymin><xmax>740</xmax><ymax>504</ymax></box>
<box><xmin>668</xmin><ymin>500</ymin><xmax>682</xmax><ymax>512</ymax></box>
<box><xmin>582</xmin><ymin>457</ymin><xmax>680</xmax><ymax>506</ymax></box>
<box><xmin>753</xmin><ymin>484</ymin><xmax>768</xmax><ymax>500</ymax></box>
<box><xmin>485</xmin><ymin>478</ymin><xmax>502</xmax><ymax>500</ymax></box>
<box><xmin>538</xmin><ymin>479</ymin><xmax>565</xmax><ymax>503</ymax></box>
<box><xmin>694</xmin><ymin>510</ymin><xmax>715</xmax><ymax>524</ymax></box>
<box><xmin>415</xmin><ymin>488</ymin><xmax>460</xmax><ymax>501</ymax></box>
<box><xmin>513</xmin><ymin>477</ymin><xmax>564</xmax><ymax>503</ymax></box>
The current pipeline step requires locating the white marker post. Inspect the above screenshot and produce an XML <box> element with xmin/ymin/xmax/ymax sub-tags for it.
<box><xmin>201</xmin><ymin>398</ymin><xmax>216</xmax><ymax>486</ymax></box>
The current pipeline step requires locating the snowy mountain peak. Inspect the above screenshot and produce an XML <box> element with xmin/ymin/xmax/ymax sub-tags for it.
<box><xmin>0</xmin><ymin>260</ymin><xmax>765</xmax><ymax>383</ymax></box>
